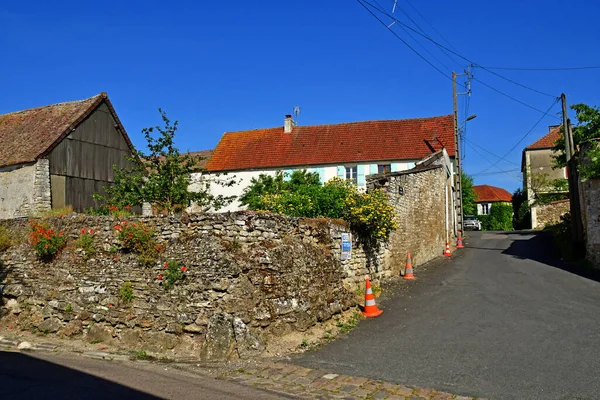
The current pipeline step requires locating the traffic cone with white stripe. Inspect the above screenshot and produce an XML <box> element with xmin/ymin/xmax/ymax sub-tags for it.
<box><xmin>361</xmin><ymin>277</ymin><xmax>383</xmax><ymax>318</ymax></box>
<box><xmin>404</xmin><ymin>252</ymin><xmax>415</xmax><ymax>280</ymax></box>
<box><xmin>456</xmin><ymin>231</ymin><xmax>465</xmax><ymax>249</ymax></box>
<box><xmin>443</xmin><ymin>242</ymin><xmax>452</xmax><ymax>257</ymax></box>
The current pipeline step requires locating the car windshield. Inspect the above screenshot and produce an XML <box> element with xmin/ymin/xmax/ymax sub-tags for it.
<box><xmin>464</xmin><ymin>216</ymin><xmax>476</xmax><ymax>221</ymax></box>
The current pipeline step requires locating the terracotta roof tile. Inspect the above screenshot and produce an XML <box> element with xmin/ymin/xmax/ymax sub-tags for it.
<box><xmin>185</xmin><ymin>149</ymin><xmax>214</xmax><ymax>169</ymax></box>
<box><xmin>526</xmin><ymin>126</ymin><xmax>562</xmax><ymax>150</ymax></box>
<box><xmin>473</xmin><ymin>184</ymin><xmax>513</xmax><ymax>203</ymax></box>
<box><xmin>206</xmin><ymin>115</ymin><xmax>454</xmax><ymax>172</ymax></box>
<box><xmin>0</xmin><ymin>93</ymin><xmax>132</xmax><ymax>168</ymax></box>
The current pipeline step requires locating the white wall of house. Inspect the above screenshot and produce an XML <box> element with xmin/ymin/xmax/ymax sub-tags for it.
<box><xmin>0</xmin><ymin>159</ymin><xmax>51</xmax><ymax>219</ymax></box>
<box><xmin>192</xmin><ymin>160</ymin><xmax>420</xmax><ymax>213</ymax></box>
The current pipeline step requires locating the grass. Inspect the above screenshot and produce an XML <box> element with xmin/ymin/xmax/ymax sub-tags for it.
<box><xmin>36</xmin><ymin>206</ymin><xmax>75</xmax><ymax>218</ymax></box>
<box><xmin>119</xmin><ymin>282</ymin><xmax>135</xmax><ymax>303</ymax></box>
<box><xmin>336</xmin><ymin>311</ymin><xmax>364</xmax><ymax>334</ymax></box>
<box><xmin>300</xmin><ymin>338</ymin><xmax>309</xmax><ymax>348</ymax></box>
<box><xmin>65</xmin><ymin>303</ymin><xmax>73</xmax><ymax>313</ymax></box>
<box><xmin>0</xmin><ymin>226</ymin><xmax>12</xmax><ymax>251</ymax></box>
<box><xmin>133</xmin><ymin>350</ymin><xmax>150</xmax><ymax>360</ymax></box>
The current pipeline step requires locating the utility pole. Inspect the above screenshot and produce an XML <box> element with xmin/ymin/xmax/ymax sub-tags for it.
<box><xmin>453</xmin><ymin>71</ymin><xmax>463</xmax><ymax>235</ymax></box>
<box><xmin>560</xmin><ymin>93</ymin><xmax>584</xmax><ymax>253</ymax></box>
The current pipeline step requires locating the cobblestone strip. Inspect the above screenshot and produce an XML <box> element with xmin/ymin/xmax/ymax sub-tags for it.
<box><xmin>220</xmin><ymin>362</ymin><xmax>487</xmax><ymax>400</ymax></box>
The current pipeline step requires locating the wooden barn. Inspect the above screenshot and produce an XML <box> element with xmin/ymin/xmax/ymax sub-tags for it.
<box><xmin>0</xmin><ymin>92</ymin><xmax>137</xmax><ymax>218</ymax></box>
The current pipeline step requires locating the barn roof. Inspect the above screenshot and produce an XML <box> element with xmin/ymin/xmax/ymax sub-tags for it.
<box><xmin>205</xmin><ymin>115</ymin><xmax>455</xmax><ymax>172</ymax></box>
<box><xmin>0</xmin><ymin>92</ymin><xmax>133</xmax><ymax>168</ymax></box>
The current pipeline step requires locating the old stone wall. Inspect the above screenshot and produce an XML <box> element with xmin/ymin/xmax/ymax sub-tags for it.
<box><xmin>368</xmin><ymin>165</ymin><xmax>450</xmax><ymax>274</ymax></box>
<box><xmin>579</xmin><ymin>178</ymin><xmax>600</xmax><ymax>268</ymax></box>
<box><xmin>0</xmin><ymin>212</ymin><xmax>385</xmax><ymax>359</ymax></box>
<box><xmin>533</xmin><ymin>200</ymin><xmax>570</xmax><ymax>229</ymax></box>
<box><xmin>0</xmin><ymin>159</ymin><xmax>51</xmax><ymax>219</ymax></box>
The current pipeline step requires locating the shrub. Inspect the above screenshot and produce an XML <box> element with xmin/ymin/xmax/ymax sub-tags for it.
<box><xmin>29</xmin><ymin>220</ymin><xmax>66</xmax><ymax>261</ymax></box>
<box><xmin>0</xmin><ymin>226</ymin><xmax>11</xmax><ymax>252</ymax></box>
<box><xmin>478</xmin><ymin>203</ymin><xmax>513</xmax><ymax>231</ymax></box>
<box><xmin>114</xmin><ymin>221</ymin><xmax>160</xmax><ymax>266</ymax></box>
<box><xmin>119</xmin><ymin>282</ymin><xmax>135</xmax><ymax>302</ymax></box>
<box><xmin>158</xmin><ymin>259</ymin><xmax>188</xmax><ymax>290</ymax></box>
<box><xmin>75</xmin><ymin>229</ymin><xmax>96</xmax><ymax>259</ymax></box>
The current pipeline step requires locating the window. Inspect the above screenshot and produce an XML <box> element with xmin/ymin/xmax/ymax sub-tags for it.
<box><xmin>481</xmin><ymin>203</ymin><xmax>490</xmax><ymax>215</ymax></box>
<box><xmin>345</xmin><ymin>166</ymin><xmax>357</xmax><ymax>184</ymax></box>
<box><xmin>378</xmin><ymin>164</ymin><xmax>391</xmax><ymax>174</ymax></box>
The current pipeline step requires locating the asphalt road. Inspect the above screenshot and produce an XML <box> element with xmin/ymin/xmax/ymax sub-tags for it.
<box><xmin>292</xmin><ymin>231</ymin><xmax>600</xmax><ymax>400</ymax></box>
<box><xmin>0</xmin><ymin>351</ymin><xmax>289</xmax><ymax>399</ymax></box>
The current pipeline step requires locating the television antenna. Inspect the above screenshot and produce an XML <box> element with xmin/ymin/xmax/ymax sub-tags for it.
<box><xmin>293</xmin><ymin>106</ymin><xmax>300</xmax><ymax>125</ymax></box>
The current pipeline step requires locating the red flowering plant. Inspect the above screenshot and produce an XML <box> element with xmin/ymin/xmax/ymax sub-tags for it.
<box><xmin>114</xmin><ymin>221</ymin><xmax>160</xmax><ymax>266</ymax></box>
<box><xmin>75</xmin><ymin>228</ymin><xmax>96</xmax><ymax>260</ymax></box>
<box><xmin>160</xmin><ymin>259</ymin><xmax>188</xmax><ymax>290</ymax></box>
<box><xmin>29</xmin><ymin>219</ymin><xmax>66</xmax><ymax>261</ymax></box>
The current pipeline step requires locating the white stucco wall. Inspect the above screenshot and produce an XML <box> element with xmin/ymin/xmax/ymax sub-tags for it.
<box><xmin>191</xmin><ymin>160</ymin><xmax>420</xmax><ymax>213</ymax></box>
<box><xmin>0</xmin><ymin>159</ymin><xmax>51</xmax><ymax>219</ymax></box>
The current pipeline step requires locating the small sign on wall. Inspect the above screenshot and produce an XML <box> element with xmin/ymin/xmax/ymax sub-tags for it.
<box><xmin>341</xmin><ymin>233</ymin><xmax>352</xmax><ymax>260</ymax></box>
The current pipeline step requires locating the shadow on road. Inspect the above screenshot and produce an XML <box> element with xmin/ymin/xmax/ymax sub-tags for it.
<box><xmin>502</xmin><ymin>231</ymin><xmax>600</xmax><ymax>283</ymax></box>
<box><xmin>0</xmin><ymin>352</ymin><xmax>159</xmax><ymax>399</ymax></box>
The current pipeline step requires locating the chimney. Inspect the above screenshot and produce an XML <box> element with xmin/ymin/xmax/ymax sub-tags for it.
<box><xmin>284</xmin><ymin>115</ymin><xmax>295</xmax><ymax>133</ymax></box>
<box><xmin>548</xmin><ymin>124</ymin><xmax>561</xmax><ymax>132</ymax></box>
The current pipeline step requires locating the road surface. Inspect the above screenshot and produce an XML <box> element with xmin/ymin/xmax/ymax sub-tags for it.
<box><xmin>292</xmin><ymin>231</ymin><xmax>600</xmax><ymax>400</ymax></box>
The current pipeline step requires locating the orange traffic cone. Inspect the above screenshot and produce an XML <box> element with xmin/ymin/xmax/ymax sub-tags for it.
<box><xmin>361</xmin><ymin>277</ymin><xmax>383</xmax><ymax>318</ymax></box>
<box><xmin>404</xmin><ymin>252</ymin><xmax>415</xmax><ymax>280</ymax></box>
<box><xmin>456</xmin><ymin>231</ymin><xmax>464</xmax><ymax>249</ymax></box>
<box><xmin>443</xmin><ymin>242</ymin><xmax>452</xmax><ymax>257</ymax></box>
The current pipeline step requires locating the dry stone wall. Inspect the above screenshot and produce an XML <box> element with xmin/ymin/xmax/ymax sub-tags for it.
<box><xmin>579</xmin><ymin>177</ymin><xmax>600</xmax><ymax>268</ymax></box>
<box><xmin>0</xmin><ymin>212</ymin><xmax>387</xmax><ymax>359</ymax></box>
<box><xmin>533</xmin><ymin>200</ymin><xmax>570</xmax><ymax>229</ymax></box>
<box><xmin>0</xmin><ymin>159</ymin><xmax>51</xmax><ymax>219</ymax></box>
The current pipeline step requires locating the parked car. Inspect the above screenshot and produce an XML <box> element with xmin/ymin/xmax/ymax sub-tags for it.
<box><xmin>464</xmin><ymin>215</ymin><xmax>482</xmax><ymax>231</ymax></box>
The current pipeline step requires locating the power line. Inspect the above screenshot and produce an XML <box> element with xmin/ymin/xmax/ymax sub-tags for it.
<box><xmin>372</xmin><ymin>0</ymin><xmax>452</xmax><ymax>71</ymax></box>
<box><xmin>404</xmin><ymin>0</ymin><xmax>462</xmax><ymax>55</ymax></box>
<box><xmin>464</xmin><ymin>141</ymin><xmax>522</xmax><ymax>180</ymax></box>
<box><xmin>472</xmin><ymin>168</ymin><xmax>521</xmax><ymax>176</ymax></box>
<box><xmin>360</xmin><ymin>1</ymin><xmax>558</xmax><ymax>102</ymax></box>
<box><xmin>474</xmin><ymin>97</ymin><xmax>561</xmax><ymax>176</ymax></box>
<box><xmin>463</xmin><ymin>137</ymin><xmax>520</xmax><ymax>166</ymax></box>
<box><xmin>480</xmin><ymin>65</ymin><xmax>600</xmax><ymax>71</ymax></box>
<box><xmin>356</xmin><ymin>0</ymin><xmax>453</xmax><ymax>82</ymax></box>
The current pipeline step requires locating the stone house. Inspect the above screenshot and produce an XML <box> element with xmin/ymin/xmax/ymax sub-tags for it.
<box><xmin>0</xmin><ymin>93</ymin><xmax>136</xmax><ymax>218</ymax></box>
<box><xmin>521</xmin><ymin>125</ymin><xmax>569</xmax><ymax>228</ymax></box>
<box><xmin>473</xmin><ymin>184</ymin><xmax>512</xmax><ymax>215</ymax></box>
<box><xmin>198</xmin><ymin>114</ymin><xmax>456</xmax><ymax>212</ymax></box>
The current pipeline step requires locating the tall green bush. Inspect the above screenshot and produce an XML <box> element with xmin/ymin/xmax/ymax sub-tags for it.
<box><xmin>479</xmin><ymin>203</ymin><xmax>513</xmax><ymax>231</ymax></box>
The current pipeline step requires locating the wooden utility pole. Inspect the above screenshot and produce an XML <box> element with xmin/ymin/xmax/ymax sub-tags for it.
<box><xmin>453</xmin><ymin>71</ymin><xmax>463</xmax><ymax>235</ymax></box>
<box><xmin>561</xmin><ymin>93</ymin><xmax>585</xmax><ymax>252</ymax></box>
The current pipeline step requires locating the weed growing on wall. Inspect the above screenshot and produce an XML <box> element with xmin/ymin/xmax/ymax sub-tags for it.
<box><xmin>158</xmin><ymin>259</ymin><xmax>187</xmax><ymax>289</ymax></box>
<box><xmin>28</xmin><ymin>220</ymin><xmax>66</xmax><ymax>261</ymax></box>
<box><xmin>75</xmin><ymin>229</ymin><xmax>96</xmax><ymax>260</ymax></box>
<box><xmin>119</xmin><ymin>282</ymin><xmax>135</xmax><ymax>302</ymax></box>
<box><xmin>114</xmin><ymin>221</ymin><xmax>160</xmax><ymax>266</ymax></box>
<box><xmin>0</xmin><ymin>226</ymin><xmax>12</xmax><ymax>252</ymax></box>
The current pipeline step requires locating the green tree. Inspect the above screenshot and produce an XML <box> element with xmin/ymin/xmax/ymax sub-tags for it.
<box><xmin>96</xmin><ymin>109</ymin><xmax>235</xmax><ymax>213</ymax></box>
<box><xmin>461</xmin><ymin>172</ymin><xmax>477</xmax><ymax>215</ymax></box>
<box><xmin>479</xmin><ymin>203</ymin><xmax>513</xmax><ymax>231</ymax></box>
<box><xmin>552</xmin><ymin>103</ymin><xmax>600</xmax><ymax>180</ymax></box>
<box><xmin>511</xmin><ymin>188</ymin><xmax>531</xmax><ymax>230</ymax></box>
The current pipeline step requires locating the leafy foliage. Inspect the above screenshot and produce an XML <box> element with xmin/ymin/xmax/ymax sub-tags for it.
<box><xmin>241</xmin><ymin>171</ymin><xmax>398</xmax><ymax>241</ymax></box>
<box><xmin>119</xmin><ymin>282</ymin><xmax>135</xmax><ymax>302</ymax></box>
<box><xmin>478</xmin><ymin>203</ymin><xmax>513</xmax><ymax>231</ymax></box>
<box><xmin>75</xmin><ymin>228</ymin><xmax>96</xmax><ymax>260</ymax></box>
<box><xmin>158</xmin><ymin>259</ymin><xmax>188</xmax><ymax>290</ymax></box>
<box><xmin>511</xmin><ymin>188</ymin><xmax>531</xmax><ymax>230</ymax></box>
<box><xmin>114</xmin><ymin>221</ymin><xmax>160</xmax><ymax>267</ymax></box>
<box><xmin>0</xmin><ymin>226</ymin><xmax>12</xmax><ymax>252</ymax></box>
<box><xmin>461</xmin><ymin>172</ymin><xmax>477</xmax><ymax>216</ymax></box>
<box><xmin>95</xmin><ymin>109</ymin><xmax>235</xmax><ymax>214</ymax></box>
<box><xmin>552</xmin><ymin>103</ymin><xmax>600</xmax><ymax>180</ymax></box>
<box><xmin>29</xmin><ymin>220</ymin><xmax>66</xmax><ymax>261</ymax></box>
<box><xmin>524</xmin><ymin>170</ymin><xmax>568</xmax><ymax>205</ymax></box>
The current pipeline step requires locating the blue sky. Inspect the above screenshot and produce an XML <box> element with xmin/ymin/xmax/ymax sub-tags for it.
<box><xmin>1</xmin><ymin>0</ymin><xmax>599</xmax><ymax>192</ymax></box>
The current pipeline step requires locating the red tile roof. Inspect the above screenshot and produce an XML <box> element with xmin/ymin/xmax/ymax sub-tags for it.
<box><xmin>526</xmin><ymin>126</ymin><xmax>562</xmax><ymax>150</ymax></box>
<box><xmin>206</xmin><ymin>115</ymin><xmax>455</xmax><ymax>172</ymax></box>
<box><xmin>185</xmin><ymin>149</ymin><xmax>214</xmax><ymax>169</ymax></box>
<box><xmin>0</xmin><ymin>92</ymin><xmax>133</xmax><ymax>168</ymax></box>
<box><xmin>473</xmin><ymin>184</ymin><xmax>513</xmax><ymax>203</ymax></box>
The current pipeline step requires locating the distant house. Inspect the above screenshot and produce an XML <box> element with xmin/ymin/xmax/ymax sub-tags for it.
<box><xmin>473</xmin><ymin>184</ymin><xmax>512</xmax><ymax>215</ymax></box>
<box><xmin>200</xmin><ymin>114</ymin><xmax>456</xmax><ymax>212</ymax></box>
<box><xmin>521</xmin><ymin>125</ymin><xmax>569</xmax><ymax>228</ymax></box>
<box><xmin>0</xmin><ymin>93</ymin><xmax>136</xmax><ymax>218</ymax></box>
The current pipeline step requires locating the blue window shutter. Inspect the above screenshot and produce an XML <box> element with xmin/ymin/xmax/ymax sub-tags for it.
<box><xmin>357</xmin><ymin>165</ymin><xmax>366</xmax><ymax>186</ymax></box>
<box><xmin>284</xmin><ymin>169</ymin><xmax>293</xmax><ymax>181</ymax></box>
<box><xmin>391</xmin><ymin>163</ymin><xmax>400</xmax><ymax>172</ymax></box>
<box><xmin>370</xmin><ymin>164</ymin><xmax>378</xmax><ymax>174</ymax></box>
<box><xmin>407</xmin><ymin>162</ymin><xmax>416</xmax><ymax>169</ymax></box>
<box><xmin>337</xmin><ymin>166</ymin><xmax>345</xmax><ymax>178</ymax></box>
<box><xmin>317</xmin><ymin>167</ymin><xmax>325</xmax><ymax>183</ymax></box>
